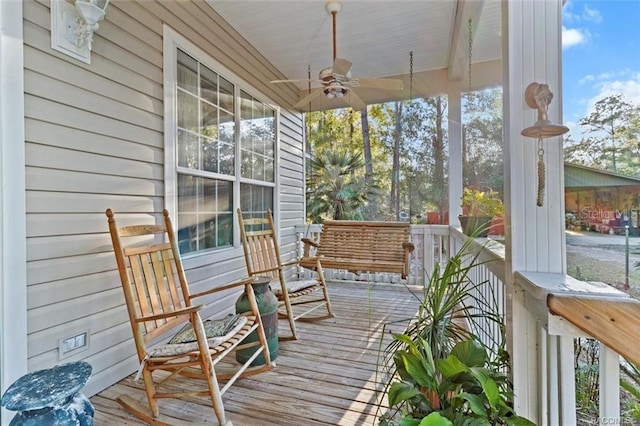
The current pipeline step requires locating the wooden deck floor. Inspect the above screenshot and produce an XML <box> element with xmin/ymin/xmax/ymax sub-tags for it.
<box><xmin>90</xmin><ymin>281</ymin><xmax>422</xmax><ymax>425</ymax></box>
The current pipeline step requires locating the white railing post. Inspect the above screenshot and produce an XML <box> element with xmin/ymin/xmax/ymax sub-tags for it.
<box><xmin>546</xmin><ymin>334</ymin><xmax>559</xmax><ymax>425</ymax></box>
<box><xmin>558</xmin><ymin>335</ymin><xmax>576</xmax><ymax>425</ymax></box>
<box><xmin>599</xmin><ymin>344</ymin><xmax>620</xmax><ymax>422</ymax></box>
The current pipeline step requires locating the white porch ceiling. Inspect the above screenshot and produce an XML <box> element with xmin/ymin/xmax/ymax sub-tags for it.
<box><xmin>208</xmin><ymin>0</ymin><xmax>503</xmax><ymax>110</ymax></box>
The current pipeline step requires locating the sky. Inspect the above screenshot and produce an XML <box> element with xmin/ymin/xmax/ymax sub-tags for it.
<box><xmin>561</xmin><ymin>0</ymin><xmax>640</xmax><ymax>140</ymax></box>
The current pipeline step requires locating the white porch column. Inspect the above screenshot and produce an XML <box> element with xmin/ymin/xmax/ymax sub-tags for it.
<box><xmin>447</xmin><ymin>82</ymin><xmax>463</xmax><ymax>225</ymax></box>
<box><xmin>0</xmin><ymin>0</ymin><xmax>28</xmax><ymax>422</ymax></box>
<box><xmin>502</xmin><ymin>0</ymin><xmax>567</xmax><ymax>422</ymax></box>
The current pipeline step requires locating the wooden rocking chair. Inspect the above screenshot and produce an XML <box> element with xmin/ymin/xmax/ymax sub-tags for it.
<box><xmin>237</xmin><ymin>208</ymin><xmax>333</xmax><ymax>340</ymax></box>
<box><xmin>106</xmin><ymin>209</ymin><xmax>273</xmax><ymax>426</ymax></box>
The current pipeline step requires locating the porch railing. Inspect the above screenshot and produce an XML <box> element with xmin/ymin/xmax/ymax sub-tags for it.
<box><xmin>296</xmin><ymin>222</ymin><xmax>631</xmax><ymax>424</ymax></box>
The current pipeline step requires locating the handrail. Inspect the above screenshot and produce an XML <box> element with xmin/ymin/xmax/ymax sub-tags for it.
<box><xmin>517</xmin><ymin>271</ymin><xmax>640</xmax><ymax>365</ymax></box>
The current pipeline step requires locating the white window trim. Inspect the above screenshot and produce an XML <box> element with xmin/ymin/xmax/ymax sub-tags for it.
<box><xmin>162</xmin><ymin>25</ymin><xmax>281</xmax><ymax>266</ymax></box>
<box><xmin>1</xmin><ymin>0</ymin><xmax>28</xmax><ymax>415</ymax></box>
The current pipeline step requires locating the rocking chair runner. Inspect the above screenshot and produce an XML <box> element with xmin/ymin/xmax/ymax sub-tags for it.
<box><xmin>237</xmin><ymin>208</ymin><xmax>333</xmax><ymax>340</ymax></box>
<box><xmin>106</xmin><ymin>209</ymin><xmax>273</xmax><ymax>426</ymax></box>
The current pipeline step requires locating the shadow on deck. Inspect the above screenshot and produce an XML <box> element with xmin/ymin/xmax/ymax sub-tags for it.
<box><xmin>90</xmin><ymin>281</ymin><xmax>422</xmax><ymax>425</ymax></box>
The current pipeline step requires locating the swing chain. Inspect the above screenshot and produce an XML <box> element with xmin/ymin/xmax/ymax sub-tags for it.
<box><xmin>409</xmin><ymin>51</ymin><xmax>413</xmax><ymax>101</ymax></box>
<box><xmin>468</xmin><ymin>18</ymin><xmax>473</xmax><ymax>91</ymax></box>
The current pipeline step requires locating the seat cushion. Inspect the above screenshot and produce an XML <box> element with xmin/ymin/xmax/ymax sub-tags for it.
<box><xmin>147</xmin><ymin>315</ymin><xmax>248</xmax><ymax>358</ymax></box>
<box><xmin>270</xmin><ymin>279</ymin><xmax>318</xmax><ymax>297</ymax></box>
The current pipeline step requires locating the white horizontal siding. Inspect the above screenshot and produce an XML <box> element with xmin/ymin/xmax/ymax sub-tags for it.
<box><xmin>22</xmin><ymin>0</ymin><xmax>305</xmax><ymax>398</ymax></box>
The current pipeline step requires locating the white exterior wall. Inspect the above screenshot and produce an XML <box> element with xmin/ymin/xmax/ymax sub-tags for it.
<box><xmin>16</xmin><ymin>0</ymin><xmax>306</xmax><ymax>398</ymax></box>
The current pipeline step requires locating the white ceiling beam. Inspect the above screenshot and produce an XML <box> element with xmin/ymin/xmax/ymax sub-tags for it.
<box><xmin>447</xmin><ymin>0</ymin><xmax>485</xmax><ymax>83</ymax></box>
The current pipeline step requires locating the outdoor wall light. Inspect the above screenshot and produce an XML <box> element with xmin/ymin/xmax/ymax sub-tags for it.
<box><xmin>521</xmin><ymin>82</ymin><xmax>569</xmax><ymax>207</ymax></box>
<box><xmin>51</xmin><ymin>0</ymin><xmax>110</xmax><ymax>64</ymax></box>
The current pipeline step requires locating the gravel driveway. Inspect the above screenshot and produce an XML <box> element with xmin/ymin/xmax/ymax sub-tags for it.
<box><xmin>565</xmin><ymin>230</ymin><xmax>640</xmax><ymax>299</ymax></box>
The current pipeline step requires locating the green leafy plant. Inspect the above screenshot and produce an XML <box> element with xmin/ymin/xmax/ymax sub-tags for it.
<box><xmin>621</xmin><ymin>360</ymin><xmax>640</xmax><ymax>421</ymax></box>
<box><xmin>461</xmin><ymin>188</ymin><xmax>504</xmax><ymax>218</ymax></box>
<box><xmin>382</xmin><ymin>338</ymin><xmax>534</xmax><ymax>426</ymax></box>
<box><xmin>306</xmin><ymin>149</ymin><xmax>377</xmax><ymax>222</ymax></box>
<box><xmin>377</xmin><ymin>238</ymin><xmax>534</xmax><ymax>426</ymax></box>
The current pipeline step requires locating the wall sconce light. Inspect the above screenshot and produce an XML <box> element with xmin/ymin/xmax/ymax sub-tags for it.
<box><xmin>51</xmin><ymin>0</ymin><xmax>110</xmax><ymax>64</ymax></box>
<box><xmin>521</xmin><ymin>82</ymin><xmax>569</xmax><ymax>207</ymax></box>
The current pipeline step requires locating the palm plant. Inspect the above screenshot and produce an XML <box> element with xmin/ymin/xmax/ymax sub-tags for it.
<box><xmin>306</xmin><ymin>149</ymin><xmax>376</xmax><ymax>222</ymax></box>
<box><xmin>377</xmin><ymin>237</ymin><xmax>533</xmax><ymax>425</ymax></box>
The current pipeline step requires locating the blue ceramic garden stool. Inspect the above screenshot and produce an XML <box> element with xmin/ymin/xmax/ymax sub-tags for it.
<box><xmin>1</xmin><ymin>361</ymin><xmax>94</xmax><ymax>426</ymax></box>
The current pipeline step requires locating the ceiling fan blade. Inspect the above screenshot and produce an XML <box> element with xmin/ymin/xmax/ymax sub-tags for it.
<box><xmin>345</xmin><ymin>89</ymin><xmax>366</xmax><ymax>112</ymax></box>
<box><xmin>294</xmin><ymin>88</ymin><xmax>323</xmax><ymax>110</ymax></box>
<box><xmin>271</xmin><ymin>78</ymin><xmax>319</xmax><ymax>84</ymax></box>
<box><xmin>332</xmin><ymin>58</ymin><xmax>352</xmax><ymax>76</ymax></box>
<box><xmin>356</xmin><ymin>77</ymin><xmax>404</xmax><ymax>91</ymax></box>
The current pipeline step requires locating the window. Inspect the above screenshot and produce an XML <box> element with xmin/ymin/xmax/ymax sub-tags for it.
<box><xmin>166</xmin><ymin>34</ymin><xmax>277</xmax><ymax>256</ymax></box>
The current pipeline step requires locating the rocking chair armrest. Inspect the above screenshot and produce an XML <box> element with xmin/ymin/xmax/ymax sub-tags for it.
<box><xmin>299</xmin><ymin>256</ymin><xmax>322</xmax><ymax>269</ymax></box>
<box><xmin>189</xmin><ymin>277</ymin><xmax>255</xmax><ymax>300</ymax></box>
<box><xmin>136</xmin><ymin>304</ymin><xmax>204</xmax><ymax>323</ymax></box>
<box><xmin>301</xmin><ymin>237</ymin><xmax>319</xmax><ymax>248</ymax></box>
<box><xmin>403</xmin><ymin>242</ymin><xmax>415</xmax><ymax>253</ymax></box>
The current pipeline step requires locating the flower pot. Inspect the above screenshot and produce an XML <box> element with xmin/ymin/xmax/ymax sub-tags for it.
<box><xmin>459</xmin><ymin>215</ymin><xmax>492</xmax><ymax>237</ymax></box>
<box><xmin>488</xmin><ymin>216</ymin><xmax>504</xmax><ymax>236</ymax></box>
<box><xmin>426</xmin><ymin>211</ymin><xmax>441</xmax><ymax>224</ymax></box>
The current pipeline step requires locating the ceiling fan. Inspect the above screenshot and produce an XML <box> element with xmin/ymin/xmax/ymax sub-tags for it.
<box><xmin>271</xmin><ymin>0</ymin><xmax>404</xmax><ymax>111</ymax></box>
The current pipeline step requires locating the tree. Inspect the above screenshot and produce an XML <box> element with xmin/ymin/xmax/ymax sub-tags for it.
<box><xmin>306</xmin><ymin>149</ymin><xmax>372</xmax><ymax>222</ymax></box>
<box><xmin>462</xmin><ymin>87</ymin><xmax>504</xmax><ymax>194</ymax></box>
<box><xmin>575</xmin><ymin>94</ymin><xmax>638</xmax><ymax>175</ymax></box>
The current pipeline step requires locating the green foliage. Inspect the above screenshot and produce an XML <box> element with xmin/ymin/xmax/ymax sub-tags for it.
<box><xmin>463</xmin><ymin>88</ymin><xmax>504</xmax><ymax>192</ymax></box>
<box><xmin>565</xmin><ymin>94</ymin><xmax>640</xmax><ymax>176</ymax></box>
<box><xmin>621</xmin><ymin>361</ymin><xmax>640</xmax><ymax>420</ymax></box>
<box><xmin>383</xmin><ymin>337</ymin><xmax>533</xmax><ymax>426</ymax></box>
<box><xmin>305</xmin><ymin>95</ymin><xmax>454</xmax><ymax>221</ymax></box>
<box><xmin>461</xmin><ymin>188</ymin><xmax>504</xmax><ymax>217</ymax></box>
<box><xmin>306</xmin><ymin>149</ymin><xmax>375</xmax><ymax>221</ymax></box>
<box><xmin>377</xmin><ymin>238</ymin><xmax>532</xmax><ymax>425</ymax></box>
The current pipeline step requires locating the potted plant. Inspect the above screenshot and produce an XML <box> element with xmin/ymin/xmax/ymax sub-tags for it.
<box><xmin>459</xmin><ymin>188</ymin><xmax>504</xmax><ymax>237</ymax></box>
<box><xmin>377</xmin><ymin>238</ymin><xmax>534</xmax><ymax>426</ymax></box>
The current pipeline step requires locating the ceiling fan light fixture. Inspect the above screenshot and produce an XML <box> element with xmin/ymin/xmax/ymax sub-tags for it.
<box><xmin>323</xmin><ymin>84</ymin><xmax>347</xmax><ymax>99</ymax></box>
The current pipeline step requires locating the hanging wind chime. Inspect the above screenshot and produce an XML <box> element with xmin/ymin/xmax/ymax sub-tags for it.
<box><xmin>520</xmin><ymin>83</ymin><xmax>569</xmax><ymax>206</ymax></box>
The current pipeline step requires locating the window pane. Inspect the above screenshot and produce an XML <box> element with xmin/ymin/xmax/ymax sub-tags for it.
<box><xmin>217</xmin><ymin>180</ymin><xmax>233</xmax><ymax>211</ymax></box>
<box><xmin>240</xmin><ymin>150</ymin><xmax>251</xmax><ymax>178</ymax></box>
<box><xmin>239</xmin><ymin>92</ymin><xmax>275</xmax><ymax>183</ymax></box>
<box><xmin>202</xmin><ymin>137</ymin><xmax>218</xmax><ymax>173</ymax></box>
<box><xmin>200</xmin><ymin>66</ymin><xmax>218</xmax><ymax>105</ymax></box>
<box><xmin>200</xmin><ymin>102</ymin><xmax>218</xmax><ymax>138</ymax></box>
<box><xmin>219</xmin><ymin>111</ymin><xmax>235</xmax><ymax>143</ymax></box>
<box><xmin>219</xmin><ymin>142</ymin><xmax>234</xmax><ymax>175</ymax></box>
<box><xmin>177</xmin><ymin>90</ymin><xmax>198</xmax><ymax>131</ymax></box>
<box><xmin>177</xmin><ymin>174</ymin><xmax>233</xmax><ymax>254</ymax></box>
<box><xmin>240</xmin><ymin>91</ymin><xmax>252</xmax><ymax>149</ymax></box>
<box><xmin>177</xmin><ymin>50</ymin><xmax>198</xmax><ymax>95</ymax></box>
<box><xmin>241</xmin><ymin>183</ymin><xmax>274</xmax><ymax>221</ymax></box>
<box><xmin>177</xmin><ymin>130</ymin><xmax>199</xmax><ymax>169</ymax></box>
<box><xmin>264</xmin><ymin>158</ymin><xmax>274</xmax><ymax>183</ymax></box>
<box><xmin>219</xmin><ymin>76</ymin><xmax>234</xmax><ymax>112</ymax></box>
<box><xmin>264</xmin><ymin>108</ymin><xmax>275</xmax><ymax>157</ymax></box>
<box><xmin>254</xmin><ymin>155</ymin><xmax>265</xmax><ymax>181</ymax></box>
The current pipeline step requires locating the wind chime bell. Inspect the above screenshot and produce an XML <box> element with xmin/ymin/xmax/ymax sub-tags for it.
<box><xmin>521</xmin><ymin>82</ymin><xmax>569</xmax><ymax>206</ymax></box>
